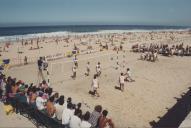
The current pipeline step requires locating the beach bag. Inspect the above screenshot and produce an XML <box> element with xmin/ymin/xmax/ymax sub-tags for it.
<box><xmin>3</xmin><ymin>59</ymin><xmax>10</xmax><ymax>65</ymax></box>
<box><xmin>3</xmin><ymin>104</ymin><xmax>14</xmax><ymax>115</ymax></box>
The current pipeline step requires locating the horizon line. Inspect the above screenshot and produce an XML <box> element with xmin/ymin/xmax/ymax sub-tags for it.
<box><xmin>0</xmin><ymin>24</ymin><xmax>190</xmax><ymax>28</ymax></box>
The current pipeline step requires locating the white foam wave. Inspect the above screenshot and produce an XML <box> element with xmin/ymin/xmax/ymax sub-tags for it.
<box><xmin>0</xmin><ymin>28</ymin><xmax>189</xmax><ymax>42</ymax></box>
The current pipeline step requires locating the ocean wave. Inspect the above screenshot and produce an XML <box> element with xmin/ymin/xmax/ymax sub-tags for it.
<box><xmin>0</xmin><ymin>28</ymin><xmax>190</xmax><ymax>42</ymax></box>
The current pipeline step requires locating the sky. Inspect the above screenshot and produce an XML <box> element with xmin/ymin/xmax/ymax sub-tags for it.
<box><xmin>0</xmin><ymin>0</ymin><xmax>191</xmax><ymax>26</ymax></box>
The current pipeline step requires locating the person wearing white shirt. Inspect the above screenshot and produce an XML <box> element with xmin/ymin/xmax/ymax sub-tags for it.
<box><xmin>71</xmin><ymin>65</ymin><xmax>77</xmax><ymax>79</ymax></box>
<box><xmin>69</xmin><ymin>109</ymin><xmax>82</xmax><ymax>128</ymax></box>
<box><xmin>36</xmin><ymin>92</ymin><xmax>46</xmax><ymax>111</ymax></box>
<box><xmin>119</xmin><ymin>73</ymin><xmax>125</xmax><ymax>92</ymax></box>
<box><xmin>55</xmin><ymin>96</ymin><xmax>65</xmax><ymax>121</ymax></box>
<box><xmin>62</xmin><ymin>103</ymin><xmax>74</xmax><ymax>127</ymax></box>
<box><xmin>92</xmin><ymin>74</ymin><xmax>100</xmax><ymax>97</ymax></box>
<box><xmin>80</xmin><ymin>111</ymin><xmax>91</xmax><ymax>128</ymax></box>
<box><xmin>125</xmin><ymin>68</ymin><xmax>135</xmax><ymax>82</ymax></box>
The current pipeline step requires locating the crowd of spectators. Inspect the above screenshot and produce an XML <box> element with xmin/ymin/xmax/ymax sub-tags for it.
<box><xmin>0</xmin><ymin>72</ymin><xmax>114</xmax><ymax>128</ymax></box>
<box><xmin>132</xmin><ymin>43</ymin><xmax>191</xmax><ymax>57</ymax></box>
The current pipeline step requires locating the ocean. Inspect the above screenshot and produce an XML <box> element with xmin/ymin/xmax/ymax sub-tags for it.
<box><xmin>0</xmin><ymin>25</ymin><xmax>190</xmax><ymax>42</ymax></box>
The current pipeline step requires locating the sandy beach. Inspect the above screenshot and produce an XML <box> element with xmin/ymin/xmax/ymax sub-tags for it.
<box><xmin>1</xmin><ymin>30</ymin><xmax>191</xmax><ymax>127</ymax></box>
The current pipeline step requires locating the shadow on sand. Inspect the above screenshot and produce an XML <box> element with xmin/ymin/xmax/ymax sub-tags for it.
<box><xmin>114</xmin><ymin>86</ymin><xmax>121</xmax><ymax>91</ymax></box>
<box><xmin>150</xmin><ymin>87</ymin><xmax>191</xmax><ymax>128</ymax></box>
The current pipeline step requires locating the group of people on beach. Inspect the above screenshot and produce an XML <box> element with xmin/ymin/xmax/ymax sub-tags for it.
<box><xmin>118</xmin><ymin>68</ymin><xmax>135</xmax><ymax>92</ymax></box>
<box><xmin>70</xmin><ymin>52</ymin><xmax>134</xmax><ymax>94</ymax></box>
<box><xmin>132</xmin><ymin>43</ymin><xmax>191</xmax><ymax>59</ymax></box>
<box><xmin>0</xmin><ymin>72</ymin><xmax>115</xmax><ymax>128</ymax></box>
<box><xmin>70</xmin><ymin>54</ymin><xmax>102</xmax><ymax>97</ymax></box>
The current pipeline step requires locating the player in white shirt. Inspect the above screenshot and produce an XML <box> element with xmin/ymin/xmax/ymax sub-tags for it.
<box><xmin>71</xmin><ymin>64</ymin><xmax>77</xmax><ymax>79</ymax></box>
<box><xmin>119</xmin><ymin>73</ymin><xmax>125</xmax><ymax>91</ymax></box>
<box><xmin>125</xmin><ymin>68</ymin><xmax>135</xmax><ymax>82</ymax></box>
<box><xmin>91</xmin><ymin>74</ymin><xmax>100</xmax><ymax>97</ymax></box>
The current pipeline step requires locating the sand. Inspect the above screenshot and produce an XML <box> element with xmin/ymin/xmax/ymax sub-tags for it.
<box><xmin>0</xmin><ymin>30</ymin><xmax>191</xmax><ymax>127</ymax></box>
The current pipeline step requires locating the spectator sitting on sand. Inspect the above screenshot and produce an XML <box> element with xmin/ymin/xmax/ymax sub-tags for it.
<box><xmin>52</xmin><ymin>92</ymin><xmax>59</xmax><ymax>103</ymax></box>
<box><xmin>15</xmin><ymin>90</ymin><xmax>27</xmax><ymax>104</ymax></box>
<box><xmin>29</xmin><ymin>87</ymin><xmax>37</xmax><ymax>108</ymax></box>
<box><xmin>67</xmin><ymin>97</ymin><xmax>72</xmax><ymax>105</ymax></box>
<box><xmin>41</xmin><ymin>80</ymin><xmax>48</xmax><ymax>90</ymax></box>
<box><xmin>99</xmin><ymin>110</ymin><xmax>115</xmax><ymax>128</ymax></box>
<box><xmin>88</xmin><ymin>105</ymin><xmax>102</xmax><ymax>128</ymax></box>
<box><xmin>46</xmin><ymin>96</ymin><xmax>56</xmax><ymax>118</ymax></box>
<box><xmin>62</xmin><ymin>103</ymin><xmax>74</xmax><ymax>128</ymax></box>
<box><xmin>0</xmin><ymin>70</ymin><xmax>114</xmax><ymax>127</ymax></box>
<box><xmin>36</xmin><ymin>91</ymin><xmax>46</xmax><ymax>111</ymax></box>
<box><xmin>80</xmin><ymin>111</ymin><xmax>91</xmax><ymax>128</ymax></box>
<box><xmin>69</xmin><ymin>109</ymin><xmax>82</xmax><ymax>128</ymax></box>
<box><xmin>76</xmin><ymin>102</ymin><xmax>82</xmax><ymax>112</ymax></box>
<box><xmin>55</xmin><ymin>95</ymin><xmax>65</xmax><ymax>121</ymax></box>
